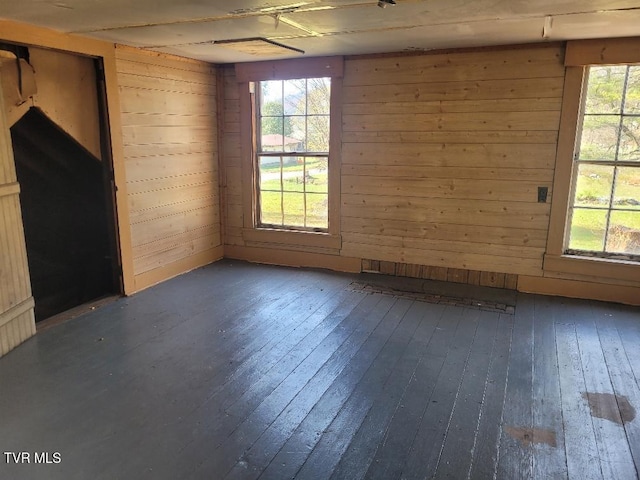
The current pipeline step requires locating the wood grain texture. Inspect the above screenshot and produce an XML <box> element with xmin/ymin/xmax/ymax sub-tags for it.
<box><xmin>0</xmin><ymin>87</ymin><xmax>35</xmax><ymax>357</ymax></box>
<box><xmin>0</xmin><ymin>262</ymin><xmax>639</xmax><ymax>478</ymax></box>
<box><xmin>518</xmin><ymin>275</ymin><xmax>640</xmax><ymax>307</ymax></box>
<box><xmin>496</xmin><ymin>294</ymin><xmax>534</xmax><ymax>479</ymax></box>
<box><xmin>115</xmin><ymin>47</ymin><xmax>221</xmax><ymax>288</ymax></box>
<box><xmin>545</xmin><ymin>67</ymin><xmax>585</xmax><ymax>257</ymax></box>
<box><xmin>28</xmin><ymin>48</ymin><xmax>103</xmax><ymax>160</ymax></box>
<box><xmin>221</xmin><ymin>45</ymin><xmax>563</xmax><ymax>279</ymax></box>
<box><xmin>217</xmin><ymin>43</ymin><xmax>631</xmax><ymax>301</ymax></box>
<box><xmin>565</xmin><ymin>37</ymin><xmax>640</xmax><ymax>66</ymax></box>
<box><xmin>339</xmin><ymin>44</ymin><xmax>563</xmax><ymax>276</ymax></box>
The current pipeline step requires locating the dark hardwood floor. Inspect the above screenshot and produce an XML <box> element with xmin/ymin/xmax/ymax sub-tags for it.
<box><xmin>0</xmin><ymin>260</ymin><xmax>638</xmax><ymax>479</ymax></box>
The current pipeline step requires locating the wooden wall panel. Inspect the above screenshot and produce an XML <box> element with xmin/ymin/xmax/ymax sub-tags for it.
<box><xmin>115</xmin><ymin>46</ymin><xmax>221</xmax><ymax>292</ymax></box>
<box><xmin>340</xmin><ymin>44</ymin><xmax>564</xmax><ymax>276</ymax></box>
<box><xmin>0</xmin><ymin>84</ymin><xmax>35</xmax><ymax>358</ymax></box>
<box><xmin>219</xmin><ymin>66</ymin><xmax>245</xmax><ymax>247</ymax></box>
<box><xmin>362</xmin><ymin>259</ymin><xmax>519</xmax><ymax>290</ymax></box>
<box><xmin>1</xmin><ymin>48</ymin><xmax>102</xmax><ymax>159</ymax></box>
<box><xmin>221</xmin><ymin>44</ymin><xmax>563</xmax><ymax>277</ymax></box>
<box><xmin>29</xmin><ymin>48</ymin><xmax>102</xmax><ymax>159</ymax></box>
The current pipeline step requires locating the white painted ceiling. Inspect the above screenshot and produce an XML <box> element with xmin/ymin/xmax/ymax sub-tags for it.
<box><xmin>1</xmin><ymin>1</ymin><xmax>640</xmax><ymax>63</ymax></box>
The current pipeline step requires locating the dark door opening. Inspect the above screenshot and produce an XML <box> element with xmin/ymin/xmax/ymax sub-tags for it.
<box><xmin>10</xmin><ymin>107</ymin><xmax>120</xmax><ymax>321</ymax></box>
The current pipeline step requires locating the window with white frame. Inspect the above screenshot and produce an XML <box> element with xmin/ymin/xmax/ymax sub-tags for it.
<box><xmin>566</xmin><ymin>65</ymin><xmax>640</xmax><ymax>259</ymax></box>
<box><xmin>255</xmin><ymin>77</ymin><xmax>331</xmax><ymax>231</ymax></box>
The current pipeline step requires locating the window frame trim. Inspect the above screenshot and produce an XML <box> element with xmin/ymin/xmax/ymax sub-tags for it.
<box><xmin>254</xmin><ymin>77</ymin><xmax>332</xmax><ymax>232</ymax></box>
<box><xmin>236</xmin><ymin>57</ymin><xmax>343</xmax><ymax>251</ymax></box>
<box><xmin>545</xmin><ymin>38</ymin><xmax>640</xmax><ymax>279</ymax></box>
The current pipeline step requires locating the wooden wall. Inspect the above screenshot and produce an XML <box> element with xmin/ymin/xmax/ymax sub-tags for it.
<box><xmin>0</xmin><ymin>81</ymin><xmax>35</xmax><ymax>357</ymax></box>
<box><xmin>220</xmin><ymin>66</ymin><xmax>243</xmax><ymax>248</ymax></box>
<box><xmin>340</xmin><ymin>45</ymin><xmax>563</xmax><ymax>277</ymax></box>
<box><xmin>115</xmin><ymin>46</ymin><xmax>222</xmax><ymax>292</ymax></box>
<box><xmin>29</xmin><ymin>48</ymin><xmax>103</xmax><ymax>159</ymax></box>
<box><xmin>221</xmin><ymin>44</ymin><xmax>564</xmax><ymax>278</ymax></box>
<box><xmin>1</xmin><ymin>47</ymin><xmax>102</xmax><ymax>159</ymax></box>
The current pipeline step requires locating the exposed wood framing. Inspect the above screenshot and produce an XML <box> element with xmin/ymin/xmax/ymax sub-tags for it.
<box><xmin>362</xmin><ymin>259</ymin><xmax>519</xmax><ymax>290</ymax></box>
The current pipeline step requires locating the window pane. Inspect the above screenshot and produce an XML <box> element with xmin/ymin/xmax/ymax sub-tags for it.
<box><xmin>261</xmin><ymin>117</ymin><xmax>284</xmax><ymax>152</ymax></box>
<box><xmin>283</xmin><ymin>192</ymin><xmax>304</xmax><ymax>227</ymax></box>
<box><xmin>573</xmin><ymin>164</ymin><xmax>614</xmax><ymax>208</ymax></box>
<box><xmin>618</xmin><ymin>116</ymin><xmax>640</xmax><ymax>162</ymax></box>
<box><xmin>260</xmin><ymin>190</ymin><xmax>282</xmax><ymax>226</ymax></box>
<box><xmin>283</xmin><ymin>79</ymin><xmax>306</xmax><ymax>115</ymax></box>
<box><xmin>307</xmin><ymin>77</ymin><xmax>331</xmax><ymax>115</ymax></box>
<box><xmin>306</xmin><ymin>193</ymin><xmax>328</xmax><ymax>229</ymax></box>
<box><xmin>260</xmin><ymin>80</ymin><xmax>282</xmax><ymax>112</ymax></box>
<box><xmin>606</xmin><ymin>211</ymin><xmax>640</xmax><ymax>255</ymax></box>
<box><xmin>258</xmin><ymin>155</ymin><xmax>281</xmax><ymax>192</ymax></box>
<box><xmin>282</xmin><ymin>161</ymin><xmax>305</xmax><ymax>193</ymax></box>
<box><xmin>613</xmin><ymin>166</ymin><xmax>640</xmax><ymax>210</ymax></box>
<box><xmin>584</xmin><ymin>66</ymin><xmax>626</xmax><ymax>114</ymax></box>
<box><xmin>623</xmin><ymin>66</ymin><xmax>640</xmax><ymax>114</ymax></box>
<box><xmin>568</xmin><ymin>208</ymin><xmax>607</xmax><ymax>252</ymax></box>
<box><xmin>308</xmin><ymin>115</ymin><xmax>330</xmax><ymax>152</ymax></box>
<box><xmin>305</xmin><ymin>157</ymin><xmax>328</xmax><ymax>194</ymax></box>
<box><xmin>578</xmin><ymin>115</ymin><xmax>620</xmax><ymax>161</ymax></box>
<box><xmin>287</xmin><ymin>115</ymin><xmax>306</xmax><ymax>151</ymax></box>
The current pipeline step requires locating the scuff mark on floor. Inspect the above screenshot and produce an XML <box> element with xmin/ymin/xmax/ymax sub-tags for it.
<box><xmin>504</xmin><ymin>426</ymin><xmax>557</xmax><ymax>448</ymax></box>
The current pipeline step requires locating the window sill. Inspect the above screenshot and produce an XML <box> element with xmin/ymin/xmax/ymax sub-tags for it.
<box><xmin>242</xmin><ymin>227</ymin><xmax>342</xmax><ymax>251</ymax></box>
<box><xmin>543</xmin><ymin>253</ymin><xmax>640</xmax><ymax>284</ymax></box>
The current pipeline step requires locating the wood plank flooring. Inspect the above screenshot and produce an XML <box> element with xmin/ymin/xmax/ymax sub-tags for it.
<box><xmin>0</xmin><ymin>260</ymin><xmax>638</xmax><ymax>479</ymax></box>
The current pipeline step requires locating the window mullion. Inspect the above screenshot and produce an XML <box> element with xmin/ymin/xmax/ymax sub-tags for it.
<box><xmin>279</xmin><ymin>155</ymin><xmax>284</xmax><ymax>226</ymax></box>
<box><xmin>304</xmin><ymin>79</ymin><xmax>310</xmax><ymax>228</ymax></box>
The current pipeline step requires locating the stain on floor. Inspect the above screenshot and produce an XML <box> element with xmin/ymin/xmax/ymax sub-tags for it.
<box><xmin>504</xmin><ymin>426</ymin><xmax>557</xmax><ymax>448</ymax></box>
<box><xmin>582</xmin><ymin>392</ymin><xmax>636</xmax><ymax>425</ymax></box>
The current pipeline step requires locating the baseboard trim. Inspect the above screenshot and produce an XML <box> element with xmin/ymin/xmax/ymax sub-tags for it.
<box><xmin>225</xmin><ymin>245</ymin><xmax>361</xmax><ymax>273</ymax></box>
<box><xmin>131</xmin><ymin>245</ymin><xmax>224</xmax><ymax>293</ymax></box>
<box><xmin>518</xmin><ymin>275</ymin><xmax>640</xmax><ymax>306</ymax></box>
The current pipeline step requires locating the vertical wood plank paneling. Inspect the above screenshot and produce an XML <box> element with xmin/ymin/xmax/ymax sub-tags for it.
<box><xmin>0</xmin><ymin>83</ymin><xmax>35</xmax><ymax>357</ymax></box>
<box><xmin>115</xmin><ymin>46</ymin><xmax>222</xmax><ymax>292</ymax></box>
<box><xmin>340</xmin><ymin>45</ymin><xmax>564</xmax><ymax>276</ymax></box>
<box><xmin>360</xmin><ymin>259</ymin><xmax>519</xmax><ymax>290</ymax></box>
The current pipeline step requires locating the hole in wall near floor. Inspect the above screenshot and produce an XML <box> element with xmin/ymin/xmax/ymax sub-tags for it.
<box><xmin>348</xmin><ymin>281</ymin><xmax>515</xmax><ymax>314</ymax></box>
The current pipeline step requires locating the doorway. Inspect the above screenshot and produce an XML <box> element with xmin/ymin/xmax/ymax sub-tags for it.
<box><xmin>11</xmin><ymin>108</ymin><xmax>120</xmax><ymax>321</ymax></box>
<box><xmin>3</xmin><ymin>47</ymin><xmax>122</xmax><ymax>322</ymax></box>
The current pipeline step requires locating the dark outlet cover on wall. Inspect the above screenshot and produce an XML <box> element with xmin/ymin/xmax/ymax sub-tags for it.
<box><xmin>538</xmin><ymin>186</ymin><xmax>548</xmax><ymax>203</ymax></box>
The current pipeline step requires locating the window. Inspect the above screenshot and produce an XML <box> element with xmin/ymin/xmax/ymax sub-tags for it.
<box><xmin>235</xmin><ymin>56</ymin><xmax>343</xmax><ymax>250</ymax></box>
<box><xmin>256</xmin><ymin>77</ymin><xmax>331</xmax><ymax>231</ymax></box>
<box><xmin>566</xmin><ymin>65</ymin><xmax>640</xmax><ymax>259</ymax></box>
